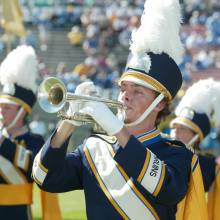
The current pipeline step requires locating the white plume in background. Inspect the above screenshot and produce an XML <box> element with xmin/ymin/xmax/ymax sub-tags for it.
<box><xmin>0</xmin><ymin>45</ymin><xmax>38</xmax><ymax>93</ymax></box>
<box><xmin>211</xmin><ymin>81</ymin><xmax>220</xmax><ymax>126</ymax></box>
<box><xmin>175</xmin><ymin>78</ymin><xmax>220</xmax><ymax>127</ymax></box>
<box><xmin>129</xmin><ymin>0</ymin><xmax>184</xmax><ymax>65</ymax></box>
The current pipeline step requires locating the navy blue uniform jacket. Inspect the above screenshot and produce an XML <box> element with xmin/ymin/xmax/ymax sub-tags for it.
<box><xmin>0</xmin><ymin>128</ymin><xmax>44</xmax><ymax>220</ymax></box>
<box><xmin>33</xmin><ymin>129</ymin><xmax>192</xmax><ymax>220</ymax></box>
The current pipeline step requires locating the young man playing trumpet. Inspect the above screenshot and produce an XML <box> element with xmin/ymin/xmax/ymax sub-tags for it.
<box><xmin>33</xmin><ymin>0</ymin><xmax>193</xmax><ymax>219</ymax></box>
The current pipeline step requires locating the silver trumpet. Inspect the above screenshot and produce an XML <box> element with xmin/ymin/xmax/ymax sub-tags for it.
<box><xmin>38</xmin><ymin>77</ymin><xmax>124</xmax><ymax>127</ymax></box>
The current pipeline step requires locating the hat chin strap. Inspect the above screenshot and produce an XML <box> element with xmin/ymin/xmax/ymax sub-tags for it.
<box><xmin>187</xmin><ymin>134</ymin><xmax>200</xmax><ymax>148</ymax></box>
<box><xmin>126</xmin><ymin>93</ymin><xmax>164</xmax><ymax>127</ymax></box>
<box><xmin>2</xmin><ymin>107</ymin><xmax>25</xmax><ymax>138</ymax></box>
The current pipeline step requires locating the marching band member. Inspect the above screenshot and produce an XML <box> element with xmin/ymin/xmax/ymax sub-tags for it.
<box><xmin>33</xmin><ymin>0</ymin><xmax>193</xmax><ymax>219</ymax></box>
<box><xmin>0</xmin><ymin>45</ymin><xmax>61</xmax><ymax>220</ymax></box>
<box><xmin>170</xmin><ymin>78</ymin><xmax>220</xmax><ymax>220</ymax></box>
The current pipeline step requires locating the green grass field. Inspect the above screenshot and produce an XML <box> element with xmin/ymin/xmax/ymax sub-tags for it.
<box><xmin>32</xmin><ymin>185</ymin><xmax>86</xmax><ymax>220</ymax></box>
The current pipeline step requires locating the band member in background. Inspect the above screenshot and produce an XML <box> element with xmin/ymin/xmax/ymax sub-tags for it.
<box><xmin>33</xmin><ymin>0</ymin><xmax>194</xmax><ymax>219</ymax></box>
<box><xmin>170</xmin><ymin>78</ymin><xmax>220</xmax><ymax>220</ymax></box>
<box><xmin>0</xmin><ymin>45</ymin><xmax>61</xmax><ymax>220</ymax></box>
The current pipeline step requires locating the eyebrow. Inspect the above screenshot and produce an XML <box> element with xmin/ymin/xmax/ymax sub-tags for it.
<box><xmin>121</xmin><ymin>82</ymin><xmax>144</xmax><ymax>89</ymax></box>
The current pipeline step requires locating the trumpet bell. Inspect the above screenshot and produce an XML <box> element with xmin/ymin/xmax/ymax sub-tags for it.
<box><xmin>38</xmin><ymin>77</ymin><xmax>125</xmax><ymax>133</ymax></box>
<box><xmin>38</xmin><ymin>77</ymin><xmax>67</xmax><ymax>113</ymax></box>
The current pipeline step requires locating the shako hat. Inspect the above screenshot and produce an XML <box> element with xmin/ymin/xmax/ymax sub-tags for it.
<box><xmin>0</xmin><ymin>45</ymin><xmax>38</xmax><ymax>113</ymax></box>
<box><xmin>119</xmin><ymin>0</ymin><xmax>184</xmax><ymax>102</ymax></box>
<box><xmin>171</xmin><ymin>78</ymin><xmax>220</xmax><ymax>141</ymax></box>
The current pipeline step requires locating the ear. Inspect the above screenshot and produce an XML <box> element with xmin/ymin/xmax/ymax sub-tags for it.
<box><xmin>154</xmin><ymin>99</ymin><xmax>166</xmax><ymax>113</ymax></box>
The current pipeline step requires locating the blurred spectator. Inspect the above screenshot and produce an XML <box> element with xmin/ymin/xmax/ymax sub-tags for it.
<box><xmin>73</xmin><ymin>56</ymin><xmax>97</xmax><ymax>78</ymax></box>
<box><xmin>38</xmin><ymin>24</ymin><xmax>49</xmax><ymax>51</ymax></box>
<box><xmin>206</xmin><ymin>12</ymin><xmax>220</xmax><ymax>46</ymax></box>
<box><xmin>67</xmin><ymin>26</ymin><xmax>84</xmax><ymax>46</ymax></box>
<box><xmin>56</xmin><ymin>62</ymin><xmax>68</xmax><ymax>76</ymax></box>
<box><xmin>194</xmin><ymin>50</ymin><xmax>215</xmax><ymax>70</ymax></box>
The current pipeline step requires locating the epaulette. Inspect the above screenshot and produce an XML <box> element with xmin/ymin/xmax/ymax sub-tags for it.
<box><xmin>163</xmin><ymin>137</ymin><xmax>186</xmax><ymax>148</ymax></box>
<box><xmin>196</xmin><ymin>149</ymin><xmax>215</xmax><ymax>158</ymax></box>
<box><xmin>161</xmin><ymin>132</ymin><xmax>185</xmax><ymax>147</ymax></box>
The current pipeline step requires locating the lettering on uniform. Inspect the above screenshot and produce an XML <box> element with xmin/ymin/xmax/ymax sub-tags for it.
<box><xmin>140</xmin><ymin>151</ymin><xmax>163</xmax><ymax>194</ymax></box>
<box><xmin>150</xmin><ymin>155</ymin><xmax>160</xmax><ymax>177</ymax></box>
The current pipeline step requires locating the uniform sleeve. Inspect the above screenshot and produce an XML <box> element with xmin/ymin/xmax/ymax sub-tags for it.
<box><xmin>114</xmin><ymin>135</ymin><xmax>192</xmax><ymax>205</ymax></box>
<box><xmin>32</xmin><ymin>132</ymin><xmax>83</xmax><ymax>193</ymax></box>
<box><xmin>198</xmin><ymin>154</ymin><xmax>216</xmax><ymax>191</ymax></box>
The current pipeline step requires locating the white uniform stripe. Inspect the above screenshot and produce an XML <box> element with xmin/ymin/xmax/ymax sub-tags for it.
<box><xmin>0</xmin><ymin>155</ymin><xmax>26</xmax><ymax>184</ymax></box>
<box><xmin>32</xmin><ymin>150</ymin><xmax>47</xmax><ymax>185</ymax></box>
<box><xmin>16</xmin><ymin>145</ymin><xmax>30</xmax><ymax>170</ymax></box>
<box><xmin>86</xmin><ymin>138</ymin><xmax>157</xmax><ymax>220</ymax></box>
<box><xmin>140</xmin><ymin>151</ymin><xmax>162</xmax><ymax>194</ymax></box>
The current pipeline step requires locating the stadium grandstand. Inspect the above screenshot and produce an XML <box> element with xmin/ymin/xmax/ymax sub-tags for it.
<box><xmin>0</xmin><ymin>0</ymin><xmax>219</xmax><ymax>143</ymax></box>
<box><xmin>0</xmin><ymin>0</ymin><xmax>219</xmax><ymax>146</ymax></box>
<box><xmin>0</xmin><ymin>0</ymin><xmax>220</xmax><ymax>219</ymax></box>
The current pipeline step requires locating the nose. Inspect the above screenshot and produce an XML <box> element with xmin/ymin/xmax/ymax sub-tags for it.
<box><xmin>120</xmin><ymin>90</ymin><xmax>132</xmax><ymax>103</ymax></box>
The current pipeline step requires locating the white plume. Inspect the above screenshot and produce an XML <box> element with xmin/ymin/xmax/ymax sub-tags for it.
<box><xmin>130</xmin><ymin>0</ymin><xmax>184</xmax><ymax>64</ymax></box>
<box><xmin>0</xmin><ymin>45</ymin><xmax>38</xmax><ymax>93</ymax></box>
<box><xmin>175</xmin><ymin>78</ymin><xmax>220</xmax><ymax>127</ymax></box>
<box><xmin>128</xmin><ymin>53</ymin><xmax>151</xmax><ymax>73</ymax></box>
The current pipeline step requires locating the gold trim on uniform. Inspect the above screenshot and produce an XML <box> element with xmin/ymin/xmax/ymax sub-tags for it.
<box><xmin>137</xmin><ymin>130</ymin><xmax>165</xmax><ymax>197</ymax></box>
<box><xmin>138</xmin><ymin>129</ymin><xmax>160</xmax><ymax>143</ymax></box>
<box><xmin>39</xmin><ymin>162</ymin><xmax>48</xmax><ymax>173</ymax></box>
<box><xmin>106</xmin><ymin>143</ymin><xmax>160</xmax><ymax>220</ymax></box>
<box><xmin>0</xmin><ymin>183</ymin><xmax>33</xmax><ymax>205</ymax></box>
<box><xmin>116</xmin><ymin>163</ymin><xmax>160</xmax><ymax>220</ymax></box>
<box><xmin>83</xmin><ymin>147</ymin><xmax>129</xmax><ymax>220</ymax></box>
<box><xmin>84</xmin><ymin>137</ymin><xmax>160</xmax><ymax>220</ymax></box>
<box><xmin>137</xmin><ymin>151</ymin><xmax>164</xmax><ymax>195</ymax></box>
<box><xmin>119</xmin><ymin>71</ymin><xmax>172</xmax><ymax>101</ymax></box>
<box><xmin>137</xmin><ymin>151</ymin><xmax>151</xmax><ymax>182</ymax></box>
<box><xmin>32</xmin><ymin>150</ymin><xmax>48</xmax><ymax>185</ymax></box>
<box><xmin>191</xmin><ymin>154</ymin><xmax>199</xmax><ymax>172</ymax></box>
<box><xmin>32</xmin><ymin>173</ymin><xmax>42</xmax><ymax>186</ymax></box>
<box><xmin>153</xmin><ymin>163</ymin><xmax>166</xmax><ymax>196</ymax></box>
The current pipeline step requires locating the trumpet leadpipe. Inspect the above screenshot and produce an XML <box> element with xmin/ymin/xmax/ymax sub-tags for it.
<box><xmin>66</xmin><ymin>93</ymin><xmax>124</xmax><ymax>110</ymax></box>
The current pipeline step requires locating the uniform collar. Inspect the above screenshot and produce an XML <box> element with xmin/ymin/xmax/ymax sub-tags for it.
<box><xmin>136</xmin><ymin>128</ymin><xmax>162</xmax><ymax>145</ymax></box>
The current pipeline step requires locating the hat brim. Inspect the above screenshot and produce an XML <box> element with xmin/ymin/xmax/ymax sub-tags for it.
<box><xmin>170</xmin><ymin>117</ymin><xmax>204</xmax><ymax>141</ymax></box>
<box><xmin>0</xmin><ymin>95</ymin><xmax>32</xmax><ymax>113</ymax></box>
<box><xmin>119</xmin><ymin>71</ymin><xmax>172</xmax><ymax>101</ymax></box>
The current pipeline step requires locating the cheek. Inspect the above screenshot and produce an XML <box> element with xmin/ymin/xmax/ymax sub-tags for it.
<box><xmin>136</xmin><ymin>97</ymin><xmax>151</xmax><ymax>110</ymax></box>
<box><xmin>5</xmin><ymin>110</ymin><xmax>17</xmax><ymax>119</ymax></box>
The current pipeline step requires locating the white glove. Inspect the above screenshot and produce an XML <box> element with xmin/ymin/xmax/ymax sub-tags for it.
<box><xmin>80</xmin><ymin>101</ymin><xmax>124</xmax><ymax>135</ymax></box>
<box><xmin>66</xmin><ymin>81</ymin><xmax>98</xmax><ymax>126</ymax></box>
